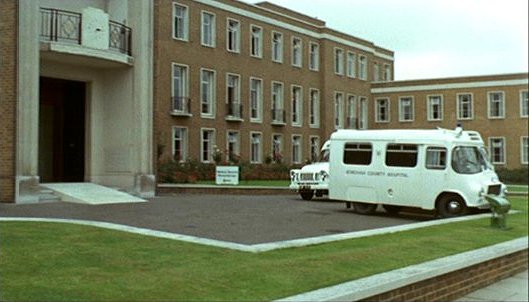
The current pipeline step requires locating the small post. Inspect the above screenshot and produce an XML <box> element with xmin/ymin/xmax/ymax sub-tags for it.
<box><xmin>484</xmin><ymin>195</ymin><xmax>511</xmax><ymax>229</ymax></box>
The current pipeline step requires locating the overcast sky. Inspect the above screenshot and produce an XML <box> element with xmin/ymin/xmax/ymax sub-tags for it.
<box><xmin>244</xmin><ymin>0</ymin><xmax>528</xmax><ymax>81</ymax></box>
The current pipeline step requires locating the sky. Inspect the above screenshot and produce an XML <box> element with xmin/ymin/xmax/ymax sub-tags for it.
<box><xmin>243</xmin><ymin>0</ymin><xmax>528</xmax><ymax>81</ymax></box>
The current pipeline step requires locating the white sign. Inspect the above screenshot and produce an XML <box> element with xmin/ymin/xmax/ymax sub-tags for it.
<box><xmin>215</xmin><ymin>166</ymin><xmax>239</xmax><ymax>185</ymax></box>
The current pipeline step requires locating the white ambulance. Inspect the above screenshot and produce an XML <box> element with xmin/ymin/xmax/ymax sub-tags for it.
<box><xmin>328</xmin><ymin>127</ymin><xmax>506</xmax><ymax>217</ymax></box>
<box><xmin>289</xmin><ymin>141</ymin><xmax>330</xmax><ymax>200</ymax></box>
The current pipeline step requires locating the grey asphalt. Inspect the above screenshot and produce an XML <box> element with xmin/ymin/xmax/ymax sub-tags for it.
<box><xmin>0</xmin><ymin>193</ymin><xmax>434</xmax><ymax>244</ymax></box>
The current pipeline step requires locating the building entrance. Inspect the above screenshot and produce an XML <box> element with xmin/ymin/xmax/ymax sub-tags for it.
<box><xmin>39</xmin><ymin>77</ymin><xmax>86</xmax><ymax>183</ymax></box>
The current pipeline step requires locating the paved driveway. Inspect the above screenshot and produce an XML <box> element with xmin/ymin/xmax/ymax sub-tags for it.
<box><xmin>0</xmin><ymin>194</ymin><xmax>434</xmax><ymax>244</ymax></box>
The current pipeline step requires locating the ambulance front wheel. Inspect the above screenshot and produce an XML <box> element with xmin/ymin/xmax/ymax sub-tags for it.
<box><xmin>353</xmin><ymin>202</ymin><xmax>377</xmax><ymax>215</ymax></box>
<box><xmin>437</xmin><ymin>194</ymin><xmax>467</xmax><ymax>218</ymax></box>
<box><xmin>300</xmin><ymin>191</ymin><xmax>314</xmax><ymax>201</ymax></box>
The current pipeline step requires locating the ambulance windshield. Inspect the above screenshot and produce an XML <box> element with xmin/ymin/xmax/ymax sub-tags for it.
<box><xmin>451</xmin><ymin>146</ymin><xmax>493</xmax><ymax>174</ymax></box>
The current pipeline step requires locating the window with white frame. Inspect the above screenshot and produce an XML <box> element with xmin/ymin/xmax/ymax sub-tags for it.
<box><xmin>383</xmin><ymin>64</ymin><xmax>391</xmax><ymax>81</ymax></box>
<box><xmin>310</xmin><ymin>136</ymin><xmax>320</xmax><ymax>162</ymax></box>
<box><xmin>347</xmin><ymin>95</ymin><xmax>357</xmax><ymax>129</ymax></box>
<box><xmin>292</xmin><ymin>37</ymin><xmax>302</xmax><ymax>67</ymax></box>
<box><xmin>201</xmin><ymin>11</ymin><xmax>215</xmax><ymax>47</ymax></box>
<box><xmin>227</xmin><ymin>19</ymin><xmax>240</xmax><ymax>53</ymax></box>
<box><xmin>309</xmin><ymin>89</ymin><xmax>320</xmax><ymax>128</ymax></box>
<box><xmin>521</xmin><ymin>90</ymin><xmax>528</xmax><ymax>117</ymax></box>
<box><xmin>334</xmin><ymin>92</ymin><xmax>344</xmax><ymax>129</ymax></box>
<box><xmin>457</xmin><ymin>93</ymin><xmax>473</xmax><ymax>120</ymax></box>
<box><xmin>173</xmin><ymin>3</ymin><xmax>188</xmax><ymax>41</ymax></box>
<box><xmin>200</xmin><ymin>69</ymin><xmax>215</xmax><ymax>117</ymax></box>
<box><xmin>226</xmin><ymin>74</ymin><xmax>241</xmax><ymax>117</ymax></box>
<box><xmin>250</xmin><ymin>132</ymin><xmax>262</xmax><ymax>163</ymax></box>
<box><xmin>201</xmin><ymin>129</ymin><xmax>215</xmax><ymax>163</ymax></box>
<box><xmin>272</xmin><ymin>31</ymin><xmax>283</xmax><ymax>63</ymax></box>
<box><xmin>272</xmin><ymin>134</ymin><xmax>283</xmax><ymax>162</ymax></box>
<box><xmin>226</xmin><ymin>131</ymin><xmax>240</xmax><ymax>162</ymax></box>
<box><xmin>521</xmin><ymin>136</ymin><xmax>528</xmax><ymax>164</ymax></box>
<box><xmin>271</xmin><ymin>82</ymin><xmax>284</xmax><ymax>122</ymax></box>
<box><xmin>291</xmin><ymin>86</ymin><xmax>302</xmax><ymax>126</ymax></box>
<box><xmin>399</xmin><ymin>97</ymin><xmax>414</xmax><ymax>122</ymax></box>
<box><xmin>346</xmin><ymin>52</ymin><xmax>356</xmax><ymax>78</ymax></box>
<box><xmin>249</xmin><ymin>78</ymin><xmax>263</xmax><ymax>121</ymax></box>
<box><xmin>358</xmin><ymin>55</ymin><xmax>367</xmax><ymax>80</ymax></box>
<box><xmin>173</xmin><ymin>127</ymin><xmax>187</xmax><ymax>162</ymax></box>
<box><xmin>489</xmin><ymin>137</ymin><xmax>506</xmax><ymax>165</ymax></box>
<box><xmin>375</xmin><ymin>98</ymin><xmax>390</xmax><ymax>123</ymax></box>
<box><xmin>292</xmin><ymin>135</ymin><xmax>302</xmax><ymax>164</ymax></box>
<box><xmin>488</xmin><ymin>91</ymin><xmax>505</xmax><ymax>119</ymax></box>
<box><xmin>373</xmin><ymin>62</ymin><xmax>379</xmax><ymax>82</ymax></box>
<box><xmin>334</xmin><ymin>48</ymin><xmax>344</xmax><ymax>75</ymax></box>
<box><xmin>358</xmin><ymin>97</ymin><xmax>368</xmax><ymax>129</ymax></box>
<box><xmin>250</xmin><ymin>25</ymin><xmax>262</xmax><ymax>58</ymax></box>
<box><xmin>309</xmin><ymin>42</ymin><xmax>319</xmax><ymax>71</ymax></box>
<box><xmin>427</xmin><ymin>95</ymin><xmax>443</xmax><ymax>121</ymax></box>
<box><xmin>173</xmin><ymin>63</ymin><xmax>189</xmax><ymax>104</ymax></box>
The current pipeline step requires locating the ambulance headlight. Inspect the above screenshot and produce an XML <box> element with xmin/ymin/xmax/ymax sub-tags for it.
<box><xmin>320</xmin><ymin>171</ymin><xmax>329</xmax><ymax>181</ymax></box>
<box><xmin>478</xmin><ymin>188</ymin><xmax>485</xmax><ymax>197</ymax></box>
<box><xmin>290</xmin><ymin>171</ymin><xmax>297</xmax><ymax>181</ymax></box>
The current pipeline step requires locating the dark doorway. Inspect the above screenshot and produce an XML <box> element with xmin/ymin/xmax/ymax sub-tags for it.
<box><xmin>39</xmin><ymin>77</ymin><xmax>86</xmax><ymax>182</ymax></box>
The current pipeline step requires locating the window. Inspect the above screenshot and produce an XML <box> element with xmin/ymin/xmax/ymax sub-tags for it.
<box><xmin>334</xmin><ymin>92</ymin><xmax>344</xmax><ymax>129</ymax></box>
<box><xmin>201</xmin><ymin>11</ymin><xmax>215</xmax><ymax>47</ymax></box>
<box><xmin>173</xmin><ymin>3</ymin><xmax>188</xmax><ymax>40</ymax></box>
<box><xmin>292</xmin><ymin>37</ymin><xmax>302</xmax><ymax>67</ymax></box>
<box><xmin>346</xmin><ymin>95</ymin><xmax>357</xmax><ymax>129</ymax></box>
<box><xmin>426</xmin><ymin>147</ymin><xmax>447</xmax><ymax>169</ymax></box>
<box><xmin>346</xmin><ymin>52</ymin><xmax>356</xmax><ymax>78</ymax></box>
<box><xmin>173</xmin><ymin>63</ymin><xmax>189</xmax><ymax>104</ymax></box>
<box><xmin>383</xmin><ymin>64</ymin><xmax>391</xmax><ymax>81</ymax></box>
<box><xmin>427</xmin><ymin>95</ymin><xmax>443</xmax><ymax>121</ymax></box>
<box><xmin>250</xmin><ymin>25</ymin><xmax>262</xmax><ymax>58</ymax></box>
<box><xmin>489</xmin><ymin>137</ymin><xmax>506</xmax><ymax>164</ymax></box>
<box><xmin>334</xmin><ymin>48</ymin><xmax>344</xmax><ymax>75</ymax></box>
<box><xmin>343</xmin><ymin>143</ymin><xmax>372</xmax><ymax>165</ymax></box>
<box><xmin>358</xmin><ymin>55</ymin><xmax>367</xmax><ymax>80</ymax></box>
<box><xmin>521</xmin><ymin>90</ymin><xmax>528</xmax><ymax>117</ymax></box>
<box><xmin>373</xmin><ymin>62</ymin><xmax>379</xmax><ymax>82</ymax></box>
<box><xmin>309</xmin><ymin>89</ymin><xmax>320</xmax><ymax>128</ymax></box>
<box><xmin>249</xmin><ymin>78</ymin><xmax>263</xmax><ymax>121</ymax></box>
<box><xmin>227</xmin><ymin>19</ymin><xmax>240</xmax><ymax>53</ymax></box>
<box><xmin>226</xmin><ymin>74</ymin><xmax>241</xmax><ymax>118</ymax></box>
<box><xmin>488</xmin><ymin>91</ymin><xmax>505</xmax><ymax>119</ymax></box>
<box><xmin>521</xmin><ymin>137</ymin><xmax>528</xmax><ymax>164</ymax></box>
<box><xmin>452</xmin><ymin>146</ymin><xmax>491</xmax><ymax>174</ymax></box>
<box><xmin>310</xmin><ymin>137</ymin><xmax>320</xmax><ymax>162</ymax></box>
<box><xmin>291</xmin><ymin>86</ymin><xmax>302</xmax><ymax>126</ymax></box>
<box><xmin>272</xmin><ymin>134</ymin><xmax>283</xmax><ymax>162</ymax></box>
<box><xmin>386</xmin><ymin>144</ymin><xmax>418</xmax><ymax>167</ymax></box>
<box><xmin>399</xmin><ymin>97</ymin><xmax>414</xmax><ymax>122</ymax></box>
<box><xmin>272</xmin><ymin>31</ymin><xmax>283</xmax><ymax>63</ymax></box>
<box><xmin>271</xmin><ymin>82</ymin><xmax>284</xmax><ymax>123</ymax></box>
<box><xmin>250</xmin><ymin>132</ymin><xmax>262</xmax><ymax>163</ymax></box>
<box><xmin>292</xmin><ymin>135</ymin><xmax>302</xmax><ymax>164</ymax></box>
<box><xmin>200</xmin><ymin>69</ymin><xmax>215</xmax><ymax>117</ymax></box>
<box><xmin>358</xmin><ymin>97</ymin><xmax>368</xmax><ymax>130</ymax></box>
<box><xmin>173</xmin><ymin>127</ymin><xmax>187</xmax><ymax>162</ymax></box>
<box><xmin>309</xmin><ymin>42</ymin><xmax>319</xmax><ymax>71</ymax></box>
<box><xmin>457</xmin><ymin>93</ymin><xmax>473</xmax><ymax>120</ymax></box>
<box><xmin>375</xmin><ymin>98</ymin><xmax>390</xmax><ymax>123</ymax></box>
<box><xmin>226</xmin><ymin>131</ymin><xmax>240</xmax><ymax>163</ymax></box>
<box><xmin>201</xmin><ymin>129</ymin><xmax>215</xmax><ymax>163</ymax></box>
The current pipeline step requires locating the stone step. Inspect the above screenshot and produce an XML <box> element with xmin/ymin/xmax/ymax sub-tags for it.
<box><xmin>40</xmin><ymin>183</ymin><xmax>146</xmax><ymax>205</ymax></box>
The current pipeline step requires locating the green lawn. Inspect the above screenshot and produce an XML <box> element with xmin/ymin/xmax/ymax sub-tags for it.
<box><xmin>507</xmin><ymin>185</ymin><xmax>529</xmax><ymax>193</ymax></box>
<box><xmin>197</xmin><ymin>179</ymin><xmax>290</xmax><ymax>186</ymax></box>
<box><xmin>0</xmin><ymin>197</ymin><xmax>527</xmax><ymax>301</ymax></box>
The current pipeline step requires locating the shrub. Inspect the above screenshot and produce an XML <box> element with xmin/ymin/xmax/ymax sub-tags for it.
<box><xmin>496</xmin><ymin>167</ymin><xmax>529</xmax><ymax>185</ymax></box>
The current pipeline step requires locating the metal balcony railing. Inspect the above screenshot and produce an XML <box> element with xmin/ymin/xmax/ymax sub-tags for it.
<box><xmin>171</xmin><ymin>96</ymin><xmax>191</xmax><ymax>116</ymax></box>
<box><xmin>40</xmin><ymin>8</ymin><xmax>132</xmax><ymax>56</ymax></box>
<box><xmin>226</xmin><ymin>102</ymin><xmax>243</xmax><ymax>120</ymax></box>
<box><xmin>271</xmin><ymin>109</ymin><xmax>286</xmax><ymax>125</ymax></box>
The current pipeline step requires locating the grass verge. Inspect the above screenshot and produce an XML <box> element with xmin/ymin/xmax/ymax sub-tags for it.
<box><xmin>0</xmin><ymin>197</ymin><xmax>527</xmax><ymax>301</ymax></box>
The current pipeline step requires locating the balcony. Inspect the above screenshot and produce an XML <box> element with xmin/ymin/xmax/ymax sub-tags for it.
<box><xmin>39</xmin><ymin>7</ymin><xmax>133</xmax><ymax>66</ymax></box>
<box><xmin>170</xmin><ymin>97</ymin><xmax>192</xmax><ymax>116</ymax></box>
<box><xmin>226</xmin><ymin>102</ymin><xmax>243</xmax><ymax>122</ymax></box>
<box><xmin>271</xmin><ymin>109</ymin><xmax>286</xmax><ymax>126</ymax></box>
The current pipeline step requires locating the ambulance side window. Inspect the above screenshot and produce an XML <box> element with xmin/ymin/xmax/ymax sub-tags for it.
<box><xmin>343</xmin><ymin>143</ymin><xmax>372</xmax><ymax>165</ymax></box>
<box><xmin>386</xmin><ymin>144</ymin><xmax>418</xmax><ymax>167</ymax></box>
<box><xmin>425</xmin><ymin>147</ymin><xmax>447</xmax><ymax>170</ymax></box>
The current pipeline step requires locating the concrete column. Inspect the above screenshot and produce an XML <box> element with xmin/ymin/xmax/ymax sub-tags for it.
<box><xmin>16</xmin><ymin>0</ymin><xmax>40</xmax><ymax>203</ymax></box>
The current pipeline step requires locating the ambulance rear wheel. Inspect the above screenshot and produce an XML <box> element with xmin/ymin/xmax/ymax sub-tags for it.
<box><xmin>300</xmin><ymin>191</ymin><xmax>314</xmax><ymax>201</ymax></box>
<box><xmin>353</xmin><ymin>202</ymin><xmax>377</xmax><ymax>215</ymax></box>
<box><xmin>437</xmin><ymin>194</ymin><xmax>467</xmax><ymax>218</ymax></box>
<box><xmin>383</xmin><ymin>205</ymin><xmax>403</xmax><ymax>215</ymax></box>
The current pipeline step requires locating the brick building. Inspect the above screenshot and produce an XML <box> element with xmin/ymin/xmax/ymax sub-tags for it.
<box><xmin>0</xmin><ymin>0</ymin><xmax>527</xmax><ymax>203</ymax></box>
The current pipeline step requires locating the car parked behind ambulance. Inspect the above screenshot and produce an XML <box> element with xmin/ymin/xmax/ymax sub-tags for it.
<box><xmin>328</xmin><ymin>127</ymin><xmax>506</xmax><ymax>217</ymax></box>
